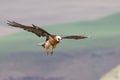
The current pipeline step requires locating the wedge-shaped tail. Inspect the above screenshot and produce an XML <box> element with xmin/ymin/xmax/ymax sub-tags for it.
<box><xmin>37</xmin><ymin>42</ymin><xmax>46</xmax><ymax>48</ymax></box>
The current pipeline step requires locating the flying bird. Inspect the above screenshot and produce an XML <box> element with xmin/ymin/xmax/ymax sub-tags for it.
<box><xmin>7</xmin><ymin>21</ymin><xmax>87</xmax><ymax>55</ymax></box>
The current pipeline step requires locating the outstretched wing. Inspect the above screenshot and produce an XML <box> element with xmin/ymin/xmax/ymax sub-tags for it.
<box><xmin>62</xmin><ymin>35</ymin><xmax>88</xmax><ymax>40</ymax></box>
<box><xmin>7</xmin><ymin>21</ymin><xmax>53</xmax><ymax>39</ymax></box>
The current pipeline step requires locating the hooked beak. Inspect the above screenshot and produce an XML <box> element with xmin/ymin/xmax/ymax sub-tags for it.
<box><xmin>58</xmin><ymin>38</ymin><xmax>62</xmax><ymax>43</ymax></box>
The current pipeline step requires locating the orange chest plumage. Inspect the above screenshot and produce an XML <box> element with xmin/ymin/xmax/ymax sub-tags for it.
<box><xmin>49</xmin><ymin>37</ymin><xmax>59</xmax><ymax>46</ymax></box>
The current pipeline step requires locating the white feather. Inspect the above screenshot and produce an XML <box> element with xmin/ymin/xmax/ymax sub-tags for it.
<box><xmin>37</xmin><ymin>42</ymin><xmax>45</xmax><ymax>46</ymax></box>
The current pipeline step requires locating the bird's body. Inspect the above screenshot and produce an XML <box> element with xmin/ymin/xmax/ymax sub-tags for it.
<box><xmin>7</xmin><ymin>21</ymin><xmax>87</xmax><ymax>55</ymax></box>
<box><xmin>39</xmin><ymin>36</ymin><xmax>61</xmax><ymax>55</ymax></box>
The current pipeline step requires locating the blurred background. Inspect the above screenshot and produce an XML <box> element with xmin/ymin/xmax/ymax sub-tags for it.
<box><xmin>0</xmin><ymin>0</ymin><xmax>120</xmax><ymax>80</ymax></box>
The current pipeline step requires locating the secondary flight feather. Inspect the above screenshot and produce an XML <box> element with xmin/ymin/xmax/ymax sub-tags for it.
<box><xmin>7</xmin><ymin>21</ymin><xmax>87</xmax><ymax>55</ymax></box>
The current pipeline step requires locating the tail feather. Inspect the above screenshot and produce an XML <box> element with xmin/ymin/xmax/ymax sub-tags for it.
<box><xmin>37</xmin><ymin>42</ymin><xmax>45</xmax><ymax>48</ymax></box>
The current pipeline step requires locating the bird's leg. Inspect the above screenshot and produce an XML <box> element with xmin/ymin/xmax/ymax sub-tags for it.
<box><xmin>45</xmin><ymin>44</ymin><xmax>50</xmax><ymax>56</ymax></box>
<box><xmin>51</xmin><ymin>48</ymin><xmax>54</xmax><ymax>56</ymax></box>
<box><xmin>51</xmin><ymin>45</ymin><xmax>56</xmax><ymax>56</ymax></box>
<box><xmin>46</xmin><ymin>49</ymin><xmax>49</xmax><ymax>56</ymax></box>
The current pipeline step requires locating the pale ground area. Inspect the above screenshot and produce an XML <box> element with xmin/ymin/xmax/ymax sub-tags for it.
<box><xmin>100</xmin><ymin>65</ymin><xmax>120</xmax><ymax>80</ymax></box>
<box><xmin>0</xmin><ymin>0</ymin><xmax>120</xmax><ymax>36</ymax></box>
<box><xmin>1</xmin><ymin>0</ymin><xmax>120</xmax><ymax>25</ymax></box>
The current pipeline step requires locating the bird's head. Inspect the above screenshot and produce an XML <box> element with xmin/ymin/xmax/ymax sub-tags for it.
<box><xmin>55</xmin><ymin>36</ymin><xmax>62</xmax><ymax>43</ymax></box>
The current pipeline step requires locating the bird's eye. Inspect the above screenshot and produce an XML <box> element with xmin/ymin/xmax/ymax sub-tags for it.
<box><xmin>58</xmin><ymin>38</ymin><xmax>60</xmax><ymax>41</ymax></box>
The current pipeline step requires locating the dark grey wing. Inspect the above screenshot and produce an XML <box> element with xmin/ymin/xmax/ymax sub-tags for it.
<box><xmin>7</xmin><ymin>21</ymin><xmax>54</xmax><ymax>39</ymax></box>
<box><xmin>62</xmin><ymin>35</ymin><xmax>88</xmax><ymax>40</ymax></box>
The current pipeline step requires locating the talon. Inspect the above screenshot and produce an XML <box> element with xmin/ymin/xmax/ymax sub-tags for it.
<box><xmin>46</xmin><ymin>51</ymin><xmax>49</xmax><ymax>56</ymax></box>
<box><xmin>51</xmin><ymin>51</ymin><xmax>53</xmax><ymax>56</ymax></box>
<box><xmin>47</xmin><ymin>53</ymin><xmax>49</xmax><ymax>56</ymax></box>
